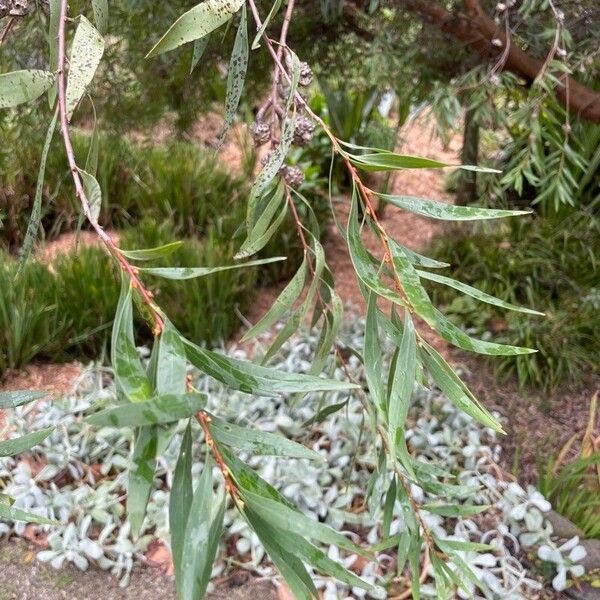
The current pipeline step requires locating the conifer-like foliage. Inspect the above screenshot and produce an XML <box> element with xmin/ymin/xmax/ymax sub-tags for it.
<box><xmin>0</xmin><ymin>1</ymin><xmax>556</xmax><ymax>598</ymax></box>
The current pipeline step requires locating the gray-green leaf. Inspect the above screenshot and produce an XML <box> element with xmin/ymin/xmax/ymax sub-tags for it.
<box><xmin>0</xmin><ymin>428</ymin><xmax>53</xmax><ymax>457</ymax></box>
<box><xmin>0</xmin><ymin>70</ymin><xmax>55</xmax><ymax>109</ymax></box>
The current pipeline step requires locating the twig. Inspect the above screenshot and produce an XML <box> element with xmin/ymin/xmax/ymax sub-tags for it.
<box><xmin>55</xmin><ymin>0</ymin><xmax>163</xmax><ymax>335</ymax></box>
<box><xmin>0</xmin><ymin>16</ymin><xmax>15</xmax><ymax>44</ymax></box>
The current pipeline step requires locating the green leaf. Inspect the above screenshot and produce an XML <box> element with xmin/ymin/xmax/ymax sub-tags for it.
<box><xmin>417</xmin><ymin>270</ymin><xmax>544</xmax><ymax>315</ymax></box>
<box><xmin>399</xmin><ymin>244</ymin><xmax>449</xmax><ymax>269</ymax></box>
<box><xmin>309</xmin><ymin>289</ymin><xmax>343</xmax><ymax>376</ymax></box>
<box><xmin>128</xmin><ymin>426</ymin><xmax>157</xmax><ymax>537</ymax></box>
<box><xmin>0</xmin><ymin>502</ymin><xmax>56</xmax><ymax>525</ymax></box>
<box><xmin>377</xmin><ymin>193</ymin><xmax>531</xmax><ymax>221</ymax></box>
<box><xmin>183</xmin><ymin>337</ymin><xmax>358</xmax><ymax>396</ymax></box>
<box><xmin>141</xmin><ymin>256</ymin><xmax>284</xmax><ymax>279</ymax></box>
<box><xmin>78</xmin><ymin>169</ymin><xmax>102</xmax><ymax>224</ymax></box>
<box><xmin>190</xmin><ymin>35</ymin><xmax>210</xmax><ymax>73</ymax></box>
<box><xmin>383</xmin><ymin>477</ymin><xmax>397</xmax><ymax>538</ymax></box>
<box><xmin>0</xmin><ymin>428</ymin><xmax>53</xmax><ymax>457</ymax></box>
<box><xmin>286</xmin><ymin>529</ymin><xmax>376</xmax><ymax>592</ymax></box>
<box><xmin>388</xmin><ymin>239</ymin><xmax>436</xmax><ymax>326</ymax></box>
<box><xmin>302</xmin><ymin>398</ymin><xmax>349</xmax><ymax>427</ymax></box>
<box><xmin>120</xmin><ymin>242</ymin><xmax>183</xmax><ymax>261</ymax></box>
<box><xmin>0</xmin><ymin>70</ymin><xmax>55</xmax><ymax>109</ymax></box>
<box><xmin>347</xmin><ymin>189</ymin><xmax>404</xmax><ymax>306</ymax></box>
<box><xmin>91</xmin><ymin>0</ymin><xmax>109</xmax><ymax>34</ymax></box>
<box><xmin>241</xmin><ymin>257</ymin><xmax>307</xmax><ymax>342</ymax></box>
<box><xmin>350</xmin><ymin>152</ymin><xmax>449</xmax><ymax>172</ymax></box>
<box><xmin>218</xmin><ymin>4</ymin><xmax>248</xmax><ymax>145</ymax></box>
<box><xmin>433</xmin><ymin>308</ymin><xmax>535</xmax><ymax>356</ymax></box>
<box><xmin>364</xmin><ymin>292</ymin><xmax>385</xmax><ymax>413</ymax></box>
<box><xmin>170</xmin><ymin>422</ymin><xmax>193</xmax><ymax>590</ymax></box>
<box><xmin>48</xmin><ymin>0</ymin><xmax>60</xmax><ymax>107</ymax></box>
<box><xmin>242</xmin><ymin>490</ymin><xmax>371</xmax><ymax>558</ymax></box>
<box><xmin>65</xmin><ymin>16</ymin><xmax>105</xmax><ymax>121</ymax></box>
<box><xmin>388</xmin><ymin>312</ymin><xmax>416</xmax><ymax>459</ymax></box>
<box><xmin>251</xmin><ymin>0</ymin><xmax>283</xmax><ymax>49</ymax></box>
<box><xmin>111</xmin><ymin>277</ymin><xmax>152</xmax><ymax>403</ymax></box>
<box><xmin>146</xmin><ymin>0</ymin><xmax>244</xmax><ymax>58</ymax></box>
<box><xmin>85</xmin><ymin>393</ymin><xmax>206</xmax><ymax>427</ymax></box>
<box><xmin>0</xmin><ymin>390</ymin><xmax>47</xmax><ymax>409</ymax></box>
<box><xmin>422</xmin><ymin>503</ymin><xmax>489</xmax><ymax>517</ymax></box>
<box><xmin>180</xmin><ymin>458</ymin><xmax>222</xmax><ymax>600</ymax></box>
<box><xmin>156</xmin><ymin>319</ymin><xmax>187</xmax><ymax>395</ymax></box>
<box><xmin>207</xmin><ymin>414</ymin><xmax>322</xmax><ymax>460</ymax></box>
<box><xmin>84</xmin><ymin>107</ymin><xmax>100</xmax><ymax>176</ymax></box>
<box><xmin>245</xmin><ymin>509</ymin><xmax>318</xmax><ymax>600</ymax></box>
<box><xmin>17</xmin><ymin>112</ymin><xmax>58</xmax><ymax>271</ymax></box>
<box><xmin>421</xmin><ymin>341</ymin><xmax>503</xmax><ymax>432</ymax></box>
<box><xmin>435</xmin><ymin>538</ymin><xmax>493</xmax><ymax>553</ymax></box>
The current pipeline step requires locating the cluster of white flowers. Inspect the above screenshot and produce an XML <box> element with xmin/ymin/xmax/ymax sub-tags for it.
<box><xmin>0</xmin><ymin>318</ymin><xmax>588</xmax><ymax>596</ymax></box>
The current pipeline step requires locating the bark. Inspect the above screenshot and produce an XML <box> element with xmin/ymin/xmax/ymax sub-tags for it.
<box><xmin>398</xmin><ymin>0</ymin><xmax>600</xmax><ymax>123</ymax></box>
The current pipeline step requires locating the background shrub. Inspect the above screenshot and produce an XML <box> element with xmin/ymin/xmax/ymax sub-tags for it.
<box><xmin>428</xmin><ymin>218</ymin><xmax>600</xmax><ymax>391</ymax></box>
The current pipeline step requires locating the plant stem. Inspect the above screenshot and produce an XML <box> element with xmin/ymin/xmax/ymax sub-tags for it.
<box><xmin>55</xmin><ymin>0</ymin><xmax>163</xmax><ymax>335</ymax></box>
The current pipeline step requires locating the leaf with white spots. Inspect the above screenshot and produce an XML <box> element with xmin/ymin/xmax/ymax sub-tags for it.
<box><xmin>146</xmin><ymin>0</ymin><xmax>244</xmax><ymax>58</ymax></box>
<box><xmin>65</xmin><ymin>16</ymin><xmax>105</xmax><ymax>121</ymax></box>
<box><xmin>0</xmin><ymin>70</ymin><xmax>55</xmax><ymax>109</ymax></box>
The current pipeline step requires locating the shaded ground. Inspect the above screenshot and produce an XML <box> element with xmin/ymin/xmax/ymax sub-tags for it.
<box><xmin>0</xmin><ymin>539</ymin><xmax>276</xmax><ymax>600</ymax></box>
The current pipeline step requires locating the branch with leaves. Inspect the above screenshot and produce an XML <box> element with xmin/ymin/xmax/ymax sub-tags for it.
<box><xmin>0</xmin><ymin>0</ymin><xmax>548</xmax><ymax>598</ymax></box>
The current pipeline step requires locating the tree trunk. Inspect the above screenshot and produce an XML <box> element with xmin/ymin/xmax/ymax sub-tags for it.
<box><xmin>457</xmin><ymin>105</ymin><xmax>480</xmax><ymax>205</ymax></box>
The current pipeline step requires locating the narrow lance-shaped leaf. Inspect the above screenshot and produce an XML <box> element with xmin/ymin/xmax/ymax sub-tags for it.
<box><xmin>180</xmin><ymin>457</ymin><xmax>221</xmax><ymax>600</ymax></box>
<box><xmin>170</xmin><ymin>422</ymin><xmax>193</xmax><ymax>590</ymax></box>
<box><xmin>417</xmin><ymin>269</ymin><xmax>544</xmax><ymax>315</ymax></box>
<box><xmin>0</xmin><ymin>70</ymin><xmax>55</xmax><ymax>109</ymax></box>
<box><xmin>218</xmin><ymin>4</ymin><xmax>248</xmax><ymax>145</ymax></box>
<box><xmin>78</xmin><ymin>169</ymin><xmax>102</xmax><ymax>224</ymax></box>
<box><xmin>91</xmin><ymin>0</ymin><xmax>109</xmax><ymax>34</ymax></box>
<box><xmin>84</xmin><ymin>393</ymin><xmax>206</xmax><ymax>427</ymax></box>
<box><xmin>388</xmin><ymin>238</ymin><xmax>437</xmax><ymax>327</ymax></box>
<box><xmin>308</xmin><ymin>289</ymin><xmax>343</xmax><ymax>376</ymax></box>
<box><xmin>141</xmin><ymin>256</ymin><xmax>284</xmax><ymax>279</ymax></box>
<box><xmin>111</xmin><ymin>277</ymin><xmax>152</xmax><ymax>403</ymax></box>
<box><xmin>433</xmin><ymin>308</ymin><xmax>535</xmax><ymax>356</ymax></box>
<box><xmin>120</xmin><ymin>241</ymin><xmax>183</xmax><ymax>261</ymax></box>
<box><xmin>244</xmin><ymin>509</ymin><xmax>318</xmax><ymax>600</ymax></box>
<box><xmin>377</xmin><ymin>192</ymin><xmax>531</xmax><ymax>221</ymax></box>
<box><xmin>0</xmin><ymin>428</ymin><xmax>53</xmax><ymax>457</ymax></box>
<box><xmin>241</xmin><ymin>257</ymin><xmax>307</xmax><ymax>342</ymax></box>
<box><xmin>347</xmin><ymin>188</ymin><xmax>405</xmax><ymax>306</ymax></box>
<box><xmin>18</xmin><ymin>111</ymin><xmax>58</xmax><ymax>270</ymax></box>
<box><xmin>0</xmin><ymin>390</ymin><xmax>47</xmax><ymax>410</ymax></box>
<box><xmin>251</xmin><ymin>0</ymin><xmax>283</xmax><ymax>49</ymax></box>
<box><xmin>65</xmin><ymin>16</ymin><xmax>105</xmax><ymax>121</ymax></box>
<box><xmin>190</xmin><ymin>35</ymin><xmax>210</xmax><ymax>73</ymax></box>
<box><xmin>48</xmin><ymin>0</ymin><xmax>60</xmax><ymax>107</ymax></box>
<box><xmin>183</xmin><ymin>337</ymin><xmax>358</xmax><ymax>396</ymax></box>
<box><xmin>146</xmin><ymin>0</ymin><xmax>244</xmax><ymax>58</ymax></box>
<box><xmin>421</xmin><ymin>340</ymin><xmax>503</xmax><ymax>432</ymax></box>
<box><xmin>207</xmin><ymin>414</ymin><xmax>322</xmax><ymax>460</ymax></box>
<box><xmin>388</xmin><ymin>311</ymin><xmax>416</xmax><ymax>462</ymax></box>
<box><xmin>364</xmin><ymin>292</ymin><xmax>385</xmax><ymax>413</ymax></box>
<box><xmin>242</xmin><ymin>489</ymin><xmax>371</xmax><ymax>557</ymax></box>
<box><xmin>156</xmin><ymin>319</ymin><xmax>187</xmax><ymax>395</ymax></box>
<box><xmin>128</xmin><ymin>426</ymin><xmax>158</xmax><ymax>538</ymax></box>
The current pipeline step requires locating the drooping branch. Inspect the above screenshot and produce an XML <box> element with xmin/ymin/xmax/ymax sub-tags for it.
<box><xmin>397</xmin><ymin>0</ymin><xmax>600</xmax><ymax>123</ymax></box>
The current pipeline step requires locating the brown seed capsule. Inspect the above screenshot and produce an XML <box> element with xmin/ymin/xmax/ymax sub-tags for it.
<box><xmin>293</xmin><ymin>116</ymin><xmax>315</xmax><ymax>146</ymax></box>
<box><xmin>299</xmin><ymin>62</ymin><xmax>313</xmax><ymax>87</ymax></box>
<box><xmin>280</xmin><ymin>166</ymin><xmax>305</xmax><ymax>188</ymax></box>
<box><xmin>249</xmin><ymin>120</ymin><xmax>270</xmax><ymax>146</ymax></box>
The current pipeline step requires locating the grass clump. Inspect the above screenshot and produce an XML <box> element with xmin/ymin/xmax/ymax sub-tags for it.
<box><xmin>428</xmin><ymin>218</ymin><xmax>600</xmax><ymax>392</ymax></box>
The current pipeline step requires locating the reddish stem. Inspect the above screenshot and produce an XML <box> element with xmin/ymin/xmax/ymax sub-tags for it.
<box><xmin>55</xmin><ymin>0</ymin><xmax>163</xmax><ymax>335</ymax></box>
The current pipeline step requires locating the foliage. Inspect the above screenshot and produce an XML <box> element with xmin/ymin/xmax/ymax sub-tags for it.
<box><xmin>0</xmin><ymin>251</ymin><xmax>65</xmax><ymax>372</ymax></box>
<box><xmin>0</xmin><ymin>0</ymin><xmax>584</xmax><ymax>598</ymax></box>
<box><xmin>538</xmin><ymin>394</ymin><xmax>600</xmax><ymax>539</ymax></box>
<box><xmin>428</xmin><ymin>218</ymin><xmax>600</xmax><ymax>391</ymax></box>
<box><xmin>0</xmin><ymin>324</ymin><xmax>588</xmax><ymax>595</ymax></box>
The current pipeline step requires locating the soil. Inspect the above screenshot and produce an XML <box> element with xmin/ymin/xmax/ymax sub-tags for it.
<box><xmin>0</xmin><ymin>538</ymin><xmax>276</xmax><ymax>600</ymax></box>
